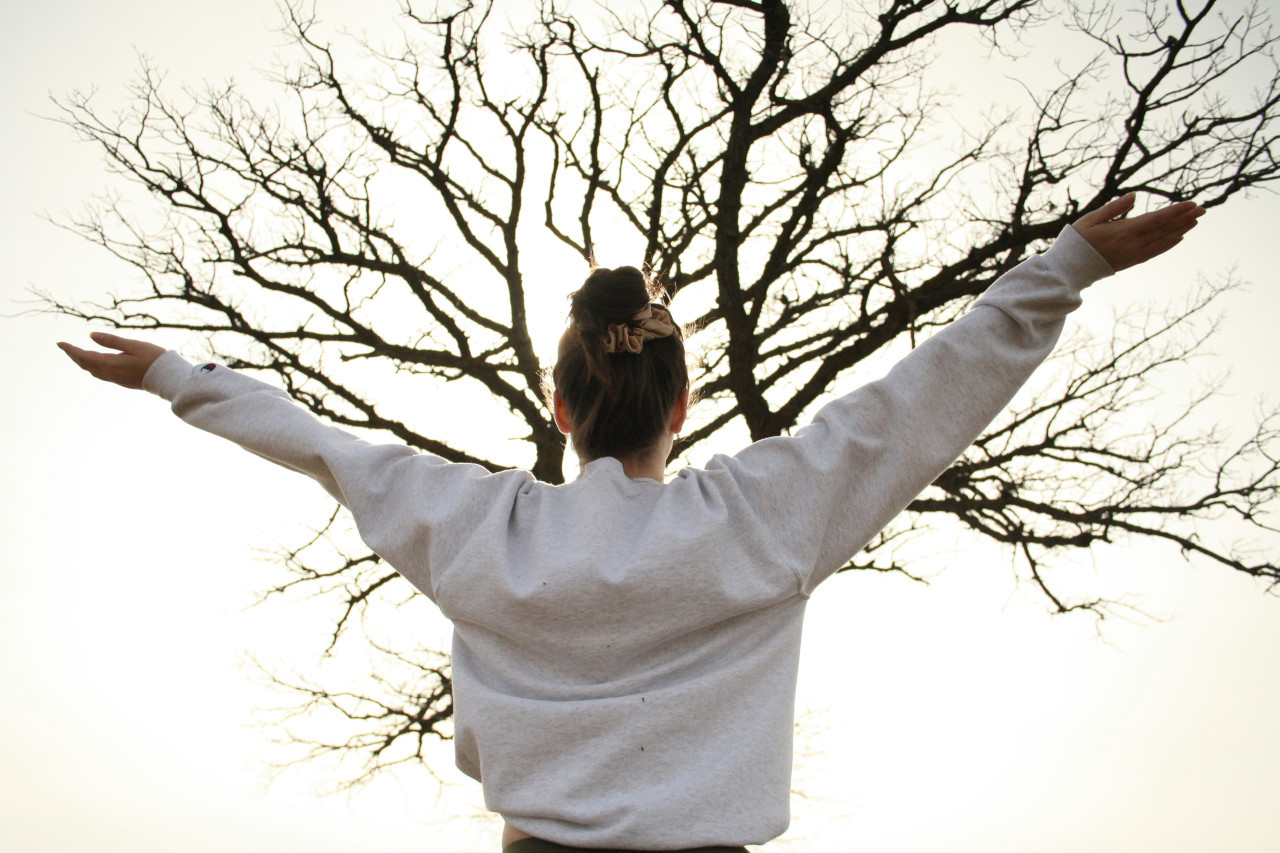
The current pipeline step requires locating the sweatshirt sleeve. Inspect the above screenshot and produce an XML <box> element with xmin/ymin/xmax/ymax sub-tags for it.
<box><xmin>702</xmin><ymin>224</ymin><xmax>1114</xmax><ymax>595</ymax></box>
<box><xmin>141</xmin><ymin>355</ymin><xmax>531</xmax><ymax>601</ymax></box>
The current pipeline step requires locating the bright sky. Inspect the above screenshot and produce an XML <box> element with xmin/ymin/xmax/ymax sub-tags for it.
<box><xmin>3</xmin><ymin>2</ymin><xmax>1279</xmax><ymax>852</ymax></box>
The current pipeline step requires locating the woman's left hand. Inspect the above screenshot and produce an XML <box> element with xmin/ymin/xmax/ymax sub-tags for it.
<box><xmin>58</xmin><ymin>332</ymin><xmax>166</xmax><ymax>390</ymax></box>
<box><xmin>1073</xmin><ymin>193</ymin><xmax>1206</xmax><ymax>272</ymax></box>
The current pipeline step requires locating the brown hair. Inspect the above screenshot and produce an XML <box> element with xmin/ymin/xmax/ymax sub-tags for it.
<box><xmin>551</xmin><ymin>266</ymin><xmax>688</xmax><ymax>462</ymax></box>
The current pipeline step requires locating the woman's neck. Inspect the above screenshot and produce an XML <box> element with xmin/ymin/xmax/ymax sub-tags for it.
<box><xmin>582</xmin><ymin>437</ymin><xmax>672</xmax><ymax>482</ymax></box>
<box><xmin>618</xmin><ymin>451</ymin><xmax>666</xmax><ymax>481</ymax></box>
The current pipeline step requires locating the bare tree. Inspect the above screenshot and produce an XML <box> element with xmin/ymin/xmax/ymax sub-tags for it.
<box><xmin>47</xmin><ymin>0</ymin><xmax>1279</xmax><ymax>787</ymax></box>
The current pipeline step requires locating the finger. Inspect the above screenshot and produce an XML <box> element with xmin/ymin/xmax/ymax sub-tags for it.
<box><xmin>73</xmin><ymin>350</ymin><xmax>115</xmax><ymax>377</ymax></box>
<box><xmin>57</xmin><ymin>341</ymin><xmax>90</xmax><ymax>368</ymax></box>
<box><xmin>59</xmin><ymin>343</ymin><xmax>121</xmax><ymax>372</ymax></box>
<box><xmin>1132</xmin><ymin>217</ymin><xmax>1201</xmax><ymax>265</ymax></box>
<box><xmin>1138</xmin><ymin>234</ymin><xmax>1185</xmax><ymax>262</ymax></box>
<box><xmin>60</xmin><ymin>340</ymin><xmax>123</xmax><ymax>376</ymax></box>
<box><xmin>89</xmin><ymin>331</ymin><xmax>135</xmax><ymax>353</ymax></box>
<box><xmin>57</xmin><ymin>338</ymin><xmax>103</xmax><ymax>371</ymax></box>
<box><xmin>1077</xmin><ymin>192</ymin><xmax>1136</xmax><ymax>228</ymax></box>
<box><xmin>1129</xmin><ymin>206</ymin><xmax>1203</xmax><ymax>248</ymax></box>
<box><xmin>59</xmin><ymin>339</ymin><xmax>119</xmax><ymax>367</ymax></box>
<box><xmin>1125</xmin><ymin>201</ymin><xmax>1203</xmax><ymax>236</ymax></box>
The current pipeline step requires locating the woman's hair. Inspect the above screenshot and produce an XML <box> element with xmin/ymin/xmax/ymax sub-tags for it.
<box><xmin>551</xmin><ymin>265</ymin><xmax>688</xmax><ymax>462</ymax></box>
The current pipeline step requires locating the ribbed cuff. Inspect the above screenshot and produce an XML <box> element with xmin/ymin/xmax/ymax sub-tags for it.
<box><xmin>141</xmin><ymin>350</ymin><xmax>194</xmax><ymax>401</ymax></box>
<box><xmin>1056</xmin><ymin>224</ymin><xmax>1116</xmax><ymax>284</ymax></box>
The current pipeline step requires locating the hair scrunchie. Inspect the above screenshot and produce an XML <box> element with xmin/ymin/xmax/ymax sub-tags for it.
<box><xmin>601</xmin><ymin>303</ymin><xmax>676</xmax><ymax>354</ymax></box>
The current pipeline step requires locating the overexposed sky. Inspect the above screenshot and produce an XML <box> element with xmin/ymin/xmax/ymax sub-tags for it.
<box><xmin>3</xmin><ymin>2</ymin><xmax>1279</xmax><ymax>852</ymax></box>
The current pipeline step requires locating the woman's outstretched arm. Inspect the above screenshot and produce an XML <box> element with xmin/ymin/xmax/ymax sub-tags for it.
<box><xmin>703</xmin><ymin>194</ymin><xmax>1204</xmax><ymax>594</ymax></box>
<box><xmin>55</xmin><ymin>333</ymin><xmax>530</xmax><ymax>603</ymax></box>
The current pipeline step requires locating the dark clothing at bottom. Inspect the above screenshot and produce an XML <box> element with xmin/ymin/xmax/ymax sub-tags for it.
<box><xmin>503</xmin><ymin>838</ymin><xmax>749</xmax><ymax>853</ymax></box>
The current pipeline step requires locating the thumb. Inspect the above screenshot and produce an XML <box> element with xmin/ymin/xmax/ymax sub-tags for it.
<box><xmin>1076</xmin><ymin>192</ymin><xmax>1136</xmax><ymax>228</ymax></box>
<box><xmin>89</xmin><ymin>331</ymin><xmax>137</xmax><ymax>353</ymax></box>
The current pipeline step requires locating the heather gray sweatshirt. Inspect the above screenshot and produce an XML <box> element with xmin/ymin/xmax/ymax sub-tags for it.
<box><xmin>143</xmin><ymin>225</ymin><xmax>1113</xmax><ymax>850</ymax></box>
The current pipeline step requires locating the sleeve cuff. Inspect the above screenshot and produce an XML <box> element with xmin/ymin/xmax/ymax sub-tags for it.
<box><xmin>1055</xmin><ymin>224</ymin><xmax>1116</xmax><ymax>284</ymax></box>
<box><xmin>142</xmin><ymin>350</ymin><xmax>195</xmax><ymax>401</ymax></box>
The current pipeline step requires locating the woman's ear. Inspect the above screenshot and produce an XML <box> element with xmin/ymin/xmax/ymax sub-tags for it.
<box><xmin>553</xmin><ymin>391</ymin><xmax>573</xmax><ymax>435</ymax></box>
<box><xmin>669</xmin><ymin>387</ymin><xmax>690</xmax><ymax>435</ymax></box>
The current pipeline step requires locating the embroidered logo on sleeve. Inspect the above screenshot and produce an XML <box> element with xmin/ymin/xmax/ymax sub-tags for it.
<box><xmin>199</xmin><ymin>363</ymin><xmax>217</xmax><ymax>374</ymax></box>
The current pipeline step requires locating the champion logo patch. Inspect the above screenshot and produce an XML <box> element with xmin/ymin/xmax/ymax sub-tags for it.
<box><xmin>199</xmin><ymin>363</ymin><xmax>217</xmax><ymax>373</ymax></box>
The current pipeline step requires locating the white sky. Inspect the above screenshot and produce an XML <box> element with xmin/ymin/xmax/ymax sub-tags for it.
<box><xmin>3</xmin><ymin>2</ymin><xmax>1279</xmax><ymax>852</ymax></box>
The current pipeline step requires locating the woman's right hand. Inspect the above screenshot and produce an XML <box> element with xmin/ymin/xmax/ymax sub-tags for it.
<box><xmin>58</xmin><ymin>332</ymin><xmax>166</xmax><ymax>390</ymax></box>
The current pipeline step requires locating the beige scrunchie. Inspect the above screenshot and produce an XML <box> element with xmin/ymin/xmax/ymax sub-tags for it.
<box><xmin>601</xmin><ymin>303</ymin><xmax>676</xmax><ymax>354</ymax></box>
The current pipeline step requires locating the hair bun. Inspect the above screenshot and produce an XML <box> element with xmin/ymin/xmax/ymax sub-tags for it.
<box><xmin>570</xmin><ymin>266</ymin><xmax>652</xmax><ymax>330</ymax></box>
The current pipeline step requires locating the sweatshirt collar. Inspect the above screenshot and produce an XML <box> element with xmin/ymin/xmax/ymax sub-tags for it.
<box><xmin>578</xmin><ymin>456</ymin><xmax>663</xmax><ymax>484</ymax></box>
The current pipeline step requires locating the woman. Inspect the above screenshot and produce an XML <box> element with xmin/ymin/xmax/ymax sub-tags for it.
<box><xmin>60</xmin><ymin>195</ymin><xmax>1203</xmax><ymax>852</ymax></box>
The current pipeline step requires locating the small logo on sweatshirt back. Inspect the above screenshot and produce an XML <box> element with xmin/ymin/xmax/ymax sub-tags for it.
<box><xmin>199</xmin><ymin>363</ymin><xmax>216</xmax><ymax>374</ymax></box>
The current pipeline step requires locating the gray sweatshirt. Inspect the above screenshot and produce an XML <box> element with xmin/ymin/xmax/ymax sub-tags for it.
<box><xmin>143</xmin><ymin>225</ymin><xmax>1113</xmax><ymax>850</ymax></box>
